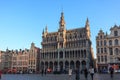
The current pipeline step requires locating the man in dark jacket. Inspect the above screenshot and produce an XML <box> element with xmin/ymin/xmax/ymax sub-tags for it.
<box><xmin>109</xmin><ymin>67</ymin><xmax>114</xmax><ymax>78</ymax></box>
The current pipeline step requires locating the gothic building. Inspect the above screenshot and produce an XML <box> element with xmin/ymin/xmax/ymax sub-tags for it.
<box><xmin>40</xmin><ymin>12</ymin><xmax>94</xmax><ymax>72</ymax></box>
<box><xmin>96</xmin><ymin>25</ymin><xmax>120</xmax><ymax>72</ymax></box>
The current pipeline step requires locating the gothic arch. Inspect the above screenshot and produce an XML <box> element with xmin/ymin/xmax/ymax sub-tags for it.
<box><xmin>70</xmin><ymin>61</ymin><xmax>75</xmax><ymax>70</ymax></box>
<box><xmin>76</xmin><ymin>60</ymin><xmax>80</xmax><ymax>69</ymax></box>
<box><xmin>59</xmin><ymin>61</ymin><xmax>63</xmax><ymax>72</ymax></box>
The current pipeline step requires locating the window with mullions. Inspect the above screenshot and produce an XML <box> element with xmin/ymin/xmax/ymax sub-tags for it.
<box><xmin>115</xmin><ymin>39</ymin><xmax>119</xmax><ymax>45</ymax></box>
<box><xmin>104</xmin><ymin>40</ymin><xmax>107</xmax><ymax>46</ymax></box>
<box><xmin>115</xmin><ymin>48</ymin><xmax>119</xmax><ymax>55</ymax></box>
<box><xmin>109</xmin><ymin>48</ymin><xmax>113</xmax><ymax>55</ymax></box>
<box><xmin>109</xmin><ymin>40</ymin><xmax>112</xmax><ymax>46</ymax></box>
<box><xmin>114</xmin><ymin>31</ymin><xmax>118</xmax><ymax>36</ymax></box>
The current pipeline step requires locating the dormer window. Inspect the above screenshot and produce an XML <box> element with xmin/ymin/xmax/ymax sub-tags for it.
<box><xmin>114</xmin><ymin>31</ymin><xmax>118</xmax><ymax>36</ymax></box>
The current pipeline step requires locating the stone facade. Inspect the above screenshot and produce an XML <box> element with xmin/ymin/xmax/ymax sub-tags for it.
<box><xmin>40</xmin><ymin>12</ymin><xmax>94</xmax><ymax>72</ymax></box>
<box><xmin>3</xmin><ymin>49</ymin><xmax>13</xmax><ymax>72</ymax></box>
<box><xmin>96</xmin><ymin>25</ymin><xmax>120</xmax><ymax>72</ymax></box>
<box><xmin>11</xmin><ymin>49</ymin><xmax>29</xmax><ymax>73</ymax></box>
<box><xmin>28</xmin><ymin>43</ymin><xmax>40</xmax><ymax>73</ymax></box>
<box><xmin>0</xmin><ymin>43</ymin><xmax>40</xmax><ymax>73</ymax></box>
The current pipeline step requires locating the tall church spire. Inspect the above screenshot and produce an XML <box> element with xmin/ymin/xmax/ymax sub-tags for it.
<box><xmin>59</xmin><ymin>12</ymin><xmax>65</xmax><ymax>29</ymax></box>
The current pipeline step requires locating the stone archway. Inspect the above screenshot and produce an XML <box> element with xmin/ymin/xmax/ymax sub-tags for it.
<box><xmin>65</xmin><ymin>61</ymin><xmax>69</xmax><ymax>71</ymax></box>
<box><xmin>59</xmin><ymin>61</ymin><xmax>63</xmax><ymax>72</ymax></box>
<box><xmin>81</xmin><ymin>60</ymin><xmax>86</xmax><ymax>70</ymax></box>
<box><xmin>54</xmin><ymin>61</ymin><xmax>58</xmax><ymax>71</ymax></box>
<box><xmin>70</xmin><ymin>61</ymin><xmax>75</xmax><ymax>70</ymax></box>
<box><xmin>49</xmin><ymin>61</ymin><xmax>53</xmax><ymax>70</ymax></box>
<box><xmin>41</xmin><ymin>61</ymin><xmax>44</xmax><ymax>70</ymax></box>
<box><xmin>45</xmin><ymin>62</ymin><xmax>48</xmax><ymax>69</ymax></box>
<box><xmin>76</xmin><ymin>60</ymin><xmax>80</xmax><ymax>69</ymax></box>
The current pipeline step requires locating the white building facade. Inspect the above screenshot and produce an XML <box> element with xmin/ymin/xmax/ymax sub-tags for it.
<box><xmin>96</xmin><ymin>25</ymin><xmax>120</xmax><ymax>72</ymax></box>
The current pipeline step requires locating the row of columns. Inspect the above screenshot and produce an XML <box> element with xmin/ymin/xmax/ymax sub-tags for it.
<box><xmin>41</xmin><ymin>60</ymin><xmax>87</xmax><ymax>72</ymax></box>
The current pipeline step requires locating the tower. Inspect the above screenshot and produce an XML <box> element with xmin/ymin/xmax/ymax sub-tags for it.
<box><xmin>85</xmin><ymin>18</ymin><xmax>90</xmax><ymax>39</ymax></box>
<box><xmin>59</xmin><ymin>12</ymin><xmax>65</xmax><ymax>31</ymax></box>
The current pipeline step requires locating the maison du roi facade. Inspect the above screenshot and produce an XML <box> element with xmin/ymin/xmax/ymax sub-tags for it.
<box><xmin>96</xmin><ymin>25</ymin><xmax>120</xmax><ymax>72</ymax></box>
<box><xmin>40</xmin><ymin>12</ymin><xmax>94</xmax><ymax>72</ymax></box>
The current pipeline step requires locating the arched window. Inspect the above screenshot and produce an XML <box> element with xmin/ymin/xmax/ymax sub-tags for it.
<box><xmin>115</xmin><ymin>48</ymin><xmax>119</xmax><ymax>55</ymax></box>
<box><xmin>109</xmin><ymin>40</ymin><xmax>112</xmax><ymax>46</ymax></box>
<box><xmin>115</xmin><ymin>39</ymin><xmax>119</xmax><ymax>45</ymax></box>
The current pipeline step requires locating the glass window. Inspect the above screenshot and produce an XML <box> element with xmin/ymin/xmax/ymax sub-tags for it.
<box><xmin>114</xmin><ymin>31</ymin><xmax>118</xmax><ymax>36</ymax></box>
<box><xmin>97</xmin><ymin>41</ymin><xmax>99</xmax><ymax>46</ymax></box>
<box><xmin>104</xmin><ymin>48</ymin><xmax>107</xmax><ymax>53</ymax></box>
<box><xmin>101</xmin><ymin>48</ymin><xmax>103</xmax><ymax>53</ymax></box>
<box><xmin>98</xmin><ymin>56</ymin><xmax>100</xmax><ymax>63</ymax></box>
<box><xmin>105</xmin><ymin>56</ymin><xmax>107</xmax><ymax>62</ymax></box>
<box><xmin>97</xmin><ymin>48</ymin><xmax>100</xmax><ymax>53</ymax></box>
<box><xmin>101</xmin><ymin>56</ymin><xmax>103</xmax><ymax>62</ymax></box>
<box><xmin>101</xmin><ymin>41</ymin><xmax>103</xmax><ymax>46</ymax></box>
<box><xmin>109</xmin><ymin>40</ymin><xmax>112</xmax><ymax>46</ymax></box>
<box><xmin>115</xmin><ymin>39</ymin><xmax>119</xmax><ymax>45</ymax></box>
<box><xmin>100</xmin><ymin>35</ymin><xmax>102</xmax><ymax>39</ymax></box>
<box><xmin>109</xmin><ymin>48</ymin><xmax>113</xmax><ymax>55</ymax></box>
<box><xmin>104</xmin><ymin>40</ymin><xmax>106</xmax><ymax>46</ymax></box>
<box><xmin>115</xmin><ymin>48</ymin><xmax>119</xmax><ymax>55</ymax></box>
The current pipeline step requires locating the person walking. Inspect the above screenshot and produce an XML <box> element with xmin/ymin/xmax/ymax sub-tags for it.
<box><xmin>109</xmin><ymin>66</ymin><xmax>114</xmax><ymax>79</ymax></box>
<box><xmin>41</xmin><ymin>69</ymin><xmax>44</xmax><ymax>76</ymax></box>
<box><xmin>89</xmin><ymin>66</ymin><xmax>94</xmax><ymax>80</ymax></box>
<box><xmin>84</xmin><ymin>67</ymin><xmax>88</xmax><ymax>80</ymax></box>
<box><xmin>44</xmin><ymin>68</ymin><xmax>47</xmax><ymax>75</ymax></box>
<box><xmin>75</xmin><ymin>68</ymin><xmax>80</xmax><ymax>80</ymax></box>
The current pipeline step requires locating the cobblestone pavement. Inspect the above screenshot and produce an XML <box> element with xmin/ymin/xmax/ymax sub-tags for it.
<box><xmin>0</xmin><ymin>73</ymin><xmax>120</xmax><ymax>80</ymax></box>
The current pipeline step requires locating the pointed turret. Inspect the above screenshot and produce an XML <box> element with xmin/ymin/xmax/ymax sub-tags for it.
<box><xmin>59</xmin><ymin>12</ymin><xmax>65</xmax><ymax>30</ymax></box>
<box><xmin>85</xmin><ymin>18</ymin><xmax>90</xmax><ymax>39</ymax></box>
<box><xmin>42</xmin><ymin>29</ymin><xmax>44</xmax><ymax>34</ymax></box>
<box><xmin>85</xmin><ymin>17</ymin><xmax>90</xmax><ymax>28</ymax></box>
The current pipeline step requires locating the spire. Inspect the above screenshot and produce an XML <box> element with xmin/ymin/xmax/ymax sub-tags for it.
<box><xmin>42</xmin><ymin>28</ymin><xmax>44</xmax><ymax>34</ymax></box>
<box><xmin>59</xmin><ymin>12</ymin><xmax>65</xmax><ymax>28</ymax></box>
<box><xmin>85</xmin><ymin>18</ymin><xmax>90</xmax><ymax>39</ymax></box>
<box><xmin>85</xmin><ymin>17</ymin><xmax>89</xmax><ymax>27</ymax></box>
<box><xmin>45</xmin><ymin>25</ymin><xmax>48</xmax><ymax>33</ymax></box>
